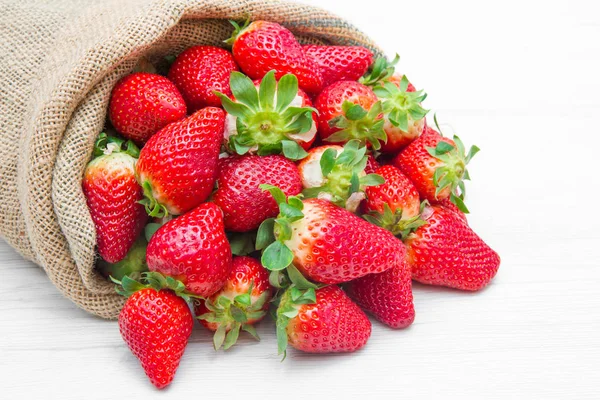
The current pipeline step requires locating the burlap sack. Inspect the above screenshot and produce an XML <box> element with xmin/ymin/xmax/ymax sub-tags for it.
<box><xmin>0</xmin><ymin>0</ymin><xmax>382</xmax><ymax>319</ymax></box>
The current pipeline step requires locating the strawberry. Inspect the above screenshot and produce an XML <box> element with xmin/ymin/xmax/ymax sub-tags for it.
<box><xmin>136</xmin><ymin>107</ymin><xmax>224</xmax><ymax>217</ymax></box>
<box><xmin>114</xmin><ymin>274</ymin><xmax>193</xmax><ymax>389</ymax></box>
<box><xmin>212</xmin><ymin>154</ymin><xmax>302</xmax><ymax>232</ymax></box>
<box><xmin>302</xmin><ymin>45</ymin><xmax>373</xmax><ymax>87</ymax></box>
<box><xmin>83</xmin><ymin>134</ymin><xmax>147</xmax><ymax>263</ymax></box>
<box><xmin>393</xmin><ymin>125</ymin><xmax>478</xmax><ymax>212</ymax></box>
<box><xmin>215</xmin><ymin>71</ymin><xmax>317</xmax><ymax>158</ymax></box>
<box><xmin>297</xmin><ymin>140</ymin><xmax>384</xmax><ymax>212</ymax></box>
<box><xmin>257</xmin><ymin>188</ymin><xmax>404</xmax><ymax>284</ymax></box>
<box><xmin>276</xmin><ymin>285</ymin><xmax>371</xmax><ymax>355</ymax></box>
<box><xmin>364</xmin><ymin>154</ymin><xmax>380</xmax><ymax>175</ymax></box>
<box><xmin>168</xmin><ymin>46</ymin><xmax>239</xmax><ymax>112</ymax></box>
<box><xmin>226</xmin><ymin>20</ymin><xmax>323</xmax><ymax>94</ymax></box>
<box><xmin>97</xmin><ymin>235</ymin><xmax>148</xmax><ymax>281</ymax></box>
<box><xmin>195</xmin><ymin>256</ymin><xmax>272</xmax><ymax>350</ymax></box>
<box><xmin>405</xmin><ymin>205</ymin><xmax>500</xmax><ymax>291</ymax></box>
<box><xmin>345</xmin><ymin>247</ymin><xmax>415</xmax><ymax>329</ymax></box>
<box><xmin>362</xmin><ymin>165</ymin><xmax>424</xmax><ymax>238</ymax></box>
<box><xmin>146</xmin><ymin>202</ymin><xmax>232</xmax><ymax>297</ymax></box>
<box><xmin>315</xmin><ymin>80</ymin><xmax>386</xmax><ymax>149</ymax></box>
<box><xmin>109</xmin><ymin>73</ymin><xmax>187</xmax><ymax>144</ymax></box>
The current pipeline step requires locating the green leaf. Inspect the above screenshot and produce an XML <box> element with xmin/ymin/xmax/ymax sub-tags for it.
<box><xmin>213</xmin><ymin>324</ymin><xmax>227</xmax><ymax>350</ymax></box>
<box><xmin>349</xmin><ymin>172</ymin><xmax>360</xmax><ymax>195</ymax></box>
<box><xmin>287</xmin><ymin>264</ymin><xmax>319</xmax><ymax>290</ymax></box>
<box><xmin>435</xmin><ymin>141</ymin><xmax>455</xmax><ymax>155</ymax></box>
<box><xmin>256</xmin><ymin>218</ymin><xmax>276</xmax><ymax>250</ymax></box>
<box><xmin>281</xmin><ymin>140</ymin><xmax>308</xmax><ymax>160</ymax></box>
<box><xmin>302</xmin><ymin>186</ymin><xmax>324</xmax><ymax>199</ymax></box>
<box><xmin>276</xmin><ymin>74</ymin><xmax>299</xmax><ymax>113</ymax></box>
<box><xmin>274</xmin><ymin>218</ymin><xmax>292</xmax><ymax>241</ymax></box>
<box><xmin>144</xmin><ymin>223</ymin><xmax>162</xmax><ymax>242</ymax></box>
<box><xmin>228</xmin><ymin>231</ymin><xmax>256</xmax><ymax>256</ymax></box>
<box><xmin>320</xmin><ymin>148</ymin><xmax>338</xmax><ymax>176</ymax></box>
<box><xmin>279</xmin><ymin>203</ymin><xmax>304</xmax><ymax>221</ymax></box>
<box><xmin>216</xmin><ymin>92</ymin><xmax>251</xmax><ymax>118</ymax></box>
<box><xmin>259</xmin><ymin>70</ymin><xmax>277</xmax><ymax>110</ymax></box>
<box><xmin>230</xmin><ymin>305</ymin><xmax>248</xmax><ymax>323</ymax></box>
<box><xmin>287</xmin><ymin>196</ymin><xmax>304</xmax><ymax>211</ymax></box>
<box><xmin>223</xmin><ymin>323</ymin><xmax>241</xmax><ymax>350</ymax></box>
<box><xmin>229</xmin><ymin>71</ymin><xmax>259</xmax><ymax>109</ymax></box>
<box><xmin>360</xmin><ymin>173</ymin><xmax>385</xmax><ymax>187</ymax></box>
<box><xmin>259</xmin><ymin>184</ymin><xmax>286</xmax><ymax>205</ymax></box>
<box><xmin>399</xmin><ymin>74</ymin><xmax>410</xmax><ymax>92</ymax></box>
<box><xmin>242</xmin><ymin>324</ymin><xmax>260</xmax><ymax>341</ymax></box>
<box><xmin>261</xmin><ymin>241</ymin><xmax>294</xmax><ymax>271</ymax></box>
<box><xmin>466</xmin><ymin>145</ymin><xmax>480</xmax><ymax>163</ymax></box>
<box><xmin>451</xmin><ymin>193</ymin><xmax>470</xmax><ymax>214</ymax></box>
<box><xmin>234</xmin><ymin>291</ymin><xmax>252</xmax><ymax>307</ymax></box>
<box><xmin>345</xmin><ymin>103</ymin><xmax>368</xmax><ymax>121</ymax></box>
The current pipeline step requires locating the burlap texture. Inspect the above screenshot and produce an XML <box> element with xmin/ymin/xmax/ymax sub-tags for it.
<box><xmin>0</xmin><ymin>0</ymin><xmax>382</xmax><ymax>319</ymax></box>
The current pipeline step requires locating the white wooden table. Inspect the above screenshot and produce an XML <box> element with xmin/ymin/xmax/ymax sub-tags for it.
<box><xmin>1</xmin><ymin>0</ymin><xmax>599</xmax><ymax>398</ymax></box>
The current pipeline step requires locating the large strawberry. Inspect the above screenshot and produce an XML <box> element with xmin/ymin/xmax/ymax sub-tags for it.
<box><xmin>212</xmin><ymin>154</ymin><xmax>302</xmax><ymax>232</ymax></box>
<box><xmin>146</xmin><ymin>202</ymin><xmax>232</xmax><ymax>297</ymax></box>
<box><xmin>215</xmin><ymin>71</ymin><xmax>317</xmax><ymax>159</ymax></box>
<box><xmin>195</xmin><ymin>256</ymin><xmax>272</xmax><ymax>350</ymax></box>
<box><xmin>345</xmin><ymin>247</ymin><xmax>415</xmax><ymax>329</ymax></box>
<box><xmin>393</xmin><ymin>125</ymin><xmax>478</xmax><ymax>212</ymax></box>
<box><xmin>276</xmin><ymin>285</ymin><xmax>371</xmax><ymax>355</ymax></box>
<box><xmin>405</xmin><ymin>205</ymin><xmax>500</xmax><ymax>291</ymax></box>
<box><xmin>226</xmin><ymin>20</ymin><xmax>323</xmax><ymax>93</ymax></box>
<box><xmin>136</xmin><ymin>107</ymin><xmax>224</xmax><ymax>217</ymax></box>
<box><xmin>315</xmin><ymin>80</ymin><xmax>386</xmax><ymax>149</ymax></box>
<box><xmin>297</xmin><ymin>140</ymin><xmax>384</xmax><ymax>212</ymax></box>
<box><xmin>302</xmin><ymin>45</ymin><xmax>373</xmax><ymax>87</ymax></box>
<box><xmin>113</xmin><ymin>274</ymin><xmax>193</xmax><ymax>389</ymax></box>
<box><xmin>168</xmin><ymin>45</ymin><xmax>239</xmax><ymax>112</ymax></box>
<box><xmin>257</xmin><ymin>188</ymin><xmax>404</xmax><ymax>284</ymax></box>
<box><xmin>109</xmin><ymin>73</ymin><xmax>187</xmax><ymax>144</ymax></box>
<box><xmin>83</xmin><ymin>134</ymin><xmax>147</xmax><ymax>263</ymax></box>
<box><xmin>362</xmin><ymin>165</ymin><xmax>424</xmax><ymax>238</ymax></box>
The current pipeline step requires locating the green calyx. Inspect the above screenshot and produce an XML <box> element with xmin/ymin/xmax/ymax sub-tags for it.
<box><xmin>276</xmin><ymin>286</ymin><xmax>317</xmax><ymax>359</ymax></box>
<box><xmin>198</xmin><ymin>282</ymin><xmax>270</xmax><ymax>351</ymax></box>
<box><xmin>139</xmin><ymin>180</ymin><xmax>168</xmax><ymax>218</ymax></box>
<box><xmin>302</xmin><ymin>140</ymin><xmax>384</xmax><ymax>209</ymax></box>
<box><xmin>426</xmin><ymin>127</ymin><xmax>480</xmax><ymax>213</ymax></box>
<box><xmin>215</xmin><ymin>70</ymin><xmax>315</xmax><ymax>160</ymax></box>
<box><xmin>373</xmin><ymin>75</ymin><xmax>429</xmax><ymax>132</ymax></box>
<box><xmin>98</xmin><ymin>235</ymin><xmax>148</xmax><ymax>281</ymax></box>
<box><xmin>227</xmin><ymin>231</ymin><xmax>257</xmax><ymax>256</ymax></box>
<box><xmin>93</xmin><ymin>132</ymin><xmax>140</xmax><ymax>159</ymax></box>
<box><xmin>363</xmin><ymin>203</ymin><xmax>426</xmax><ymax>240</ymax></box>
<box><xmin>224</xmin><ymin>19</ymin><xmax>251</xmax><ymax>47</ymax></box>
<box><xmin>360</xmin><ymin>54</ymin><xmax>399</xmax><ymax>87</ymax></box>
<box><xmin>326</xmin><ymin>100</ymin><xmax>387</xmax><ymax>150</ymax></box>
<box><xmin>110</xmin><ymin>271</ymin><xmax>196</xmax><ymax>303</ymax></box>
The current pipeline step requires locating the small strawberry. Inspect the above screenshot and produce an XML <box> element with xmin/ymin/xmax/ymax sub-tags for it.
<box><xmin>405</xmin><ymin>205</ymin><xmax>500</xmax><ymax>291</ymax></box>
<box><xmin>302</xmin><ymin>45</ymin><xmax>373</xmax><ymax>87</ymax></box>
<box><xmin>136</xmin><ymin>107</ymin><xmax>224</xmax><ymax>217</ymax></box>
<box><xmin>315</xmin><ymin>80</ymin><xmax>386</xmax><ymax>149</ymax></box>
<box><xmin>83</xmin><ymin>134</ymin><xmax>148</xmax><ymax>263</ymax></box>
<box><xmin>226</xmin><ymin>20</ymin><xmax>323</xmax><ymax>93</ymax></box>
<box><xmin>109</xmin><ymin>73</ymin><xmax>187</xmax><ymax>144</ymax></box>
<box><xmin>113</xmin><ymin>274</ymin><xmax>194</xmax><ymax>389</ymax></box>
<box><xmin>215</xmin><ymin>71</ymin><xmax>317</xmax><ymax>159</ymax></box>
<box><xmin>362</xmin><ymin>165</ymin><xmax>424</xmax><ymax>238</ymax></box>
<box><xmin>195</xmin><ymin>256</ymin><xmax>272</xmax><ymax>350</ymax></box>
<box><xmin>168</xmin><ymin>45</ymin><xmax>239</xmax><ymax>112</ymax></box>
<box><xmin>257</xmin><ymin>188</ymin><xmax>404</xmax><ymax>284</ymax></box>
<box><xmin>212</xmin><ymin>154</ymin><xmax>302</xmax><ymax>232</ymax></box>
<box><xmin>298</xmin><ymin>140</ymin><xmax>384</xmax><ymax>212</ymax></box>
<box><xmin>146</xmin><ymin>202</ymin><xmax>232</xmax><ymax>297</ymax></box>
<box><xmin>364</xmin><ymin>154</ymin><xmax>380</xmax><ymax>175</ymax></box>
<box><xmin>97</xmin><ymin>235</ymin><xmax>148</xmax><ymax>281</ymax></box>
<box><xmin>393</xmin><ymin>124</ymin><xmax>479</xmax><ymax>212</ymax></box>
<box><xmin>345</xmin><ymin>248</ymin><xmax>415</xmax><ymax>329</ymax></box>
<box><xmin>276</xmin><ymin>285</ymin><xmax>371</xmax><ymax>355</ymax></box>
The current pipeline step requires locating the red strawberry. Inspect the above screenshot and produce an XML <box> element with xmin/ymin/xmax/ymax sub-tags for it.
<box><xmin>216</xmin><ymin>71</ymin><xmax>317</xmax><ymax>158</ymax></box>
<box><xmin>405</xmin><ymin>205</ymin><xmax>500</xmax><ymax>291</ymax></box>
<box><xmin>83</xmin><ymin>134</ymin><xmax>147</xmax><ymax>263</ymax></box>
<box><xmin>227</xmin><ymin>20</ymin><xmax>323</xmax><ymax>93</ymax></box>
<box><xmin>276</xmin><ymin>285</ymin><xmax>371</xmax><ymax>354</ymax></box>
<box><xmin>297</xmin><ymin>141</ymin><xmax>384</xmax><ymax>212</ymax></box>
<box><xmin>362</xmin><ymin>165</ymin><xmax>423</xmax><ymax>238</ymax></box>
<box><xmin>364</xmin><ymin>154</ymin><xmax>380</xmax><ymax>175</ymax></box>
<box><xmin>146</xmin><ymin>202</ymin><xmax>232</xmax><ymax>297</ymax></box>
<box><xmin>345</xmin><ymin>248</ymin><xmax>415</xmax><ymax>329</ymax></box>
<box><xmin>109</xmin><ymin>73</ymin><xmax>187</xmax><ymax>144</ymax></box>
<box><xmin>302</xmin><ymin>45</ymin><xmax>373</xmax><ymax>87</ymax></box>
<box><xmin>393</xmin><ymin>126</ymin><xmax>478</xmax><ymax>212</ymax></box>
<box><xmin>212</xmin><ymin>155</ymin><xmax>302</xmax><ymax>232</ymax></box>
<box><xmin>195</xmin><ymin>256</ymin><xmax>272</xmax><ymax>350</ymax></box>
<box><xmin>315</xmin><ymin>80</ymin><xmax>386</xmax><ymax>149</ymax></box>
<box><xmin>136</xmin><ymin>107</ymin><xmax>224</xmax><ymax>216</ymax></box>
<box><xmin>168</xmin><ymin>46</ymin><xmax>239</xmax><ymax>112</ymax></box>
<box><xmin>259</xmin><ymin>189</ymin><xmax>404</xmax><ymax>284</ymax></box>
<box><xmin>115</xmin><ymin>275</ymin><xmax>193</xmax><ymax>389</ymax></box>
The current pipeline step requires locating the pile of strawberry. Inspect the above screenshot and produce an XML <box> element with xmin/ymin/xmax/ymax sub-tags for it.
<box><xmin>84</xmin><ymin>20</ymin><xmax>500</xmax><ymax>389</ymax></box>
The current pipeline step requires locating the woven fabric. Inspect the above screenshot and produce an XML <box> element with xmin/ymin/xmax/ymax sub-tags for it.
<box><xmin>0</xmin><ymin>0</ymin><xmax>382</xmax><ymax>319</ymax></box>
